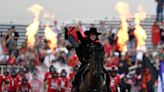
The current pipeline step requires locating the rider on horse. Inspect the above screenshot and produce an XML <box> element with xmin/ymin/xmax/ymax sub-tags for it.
<box><xmin>70</xmin><ymin>27</ymin><xmax>110</xmax><ymax>92</ymax></box>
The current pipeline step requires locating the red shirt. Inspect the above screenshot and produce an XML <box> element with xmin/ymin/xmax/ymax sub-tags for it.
<box><xmin>2</xmin><ymin>83</ymin><xmax>9</xmax><ymax>92</ymax></box>
<box><xmin>151</xmin><ymin>25</ymin><xmax>160</xmax><ymax>45</ymax></box>
<box><xmin>68</xmin><ymin>27</ymin><xmax>85</xmax><ymax>44</ymax></box>
<box><xmin>104</xmin><ymin>43</ymin><xmax>112</xmax><ymax>57</ymax></box>
<box><xmin>18</xmin><ymin>83</ymin><xmax>31</xmax><ymax>92</ymax></box>
<box><xmin>110</xmin><ymin>74</ymin><xmax>120</xmax><ymax>92</ymax></box>
<box><xmin>2</xmin><ymin>75</ymin><xmax>10</xmax><ymax>92</ymax></box>
<box><xmin>8</xmin><ymin>76</ymin><xmax>20</xmax><ymax>92</ymax></box>
<box><xmin>48</xmin><ymin>77</ymin><xmax>61</xmax><ymax>92</ymax></box>
<box><xmin>68</xmin><ymin>55</ymin><xmax>80</xmax><ymax>67</ymax></box>
<box><xmin>69</xmin><ymin>71</ymin><xmax>76</xmax><ymax>81</ymax></box>
<box><xmin>3</xmin><ymin>47</ymin><xmax>8</xmax><ymax>55</ymax></box>
<box><xmin>105</xmin><ymin>57</ymin><xmax>120</xmax><ymax>67</ymax></box>
<box><xmin>0</xmin><ymin>74</ymin><xmax>4</xmax><ymax>92</ymax></box>
<box><xmin>8</xmin><ymin>55</ymin><xmax>16</xmax><ymax>65</ymax></box>
<box><xmin>60</xmin><ymin>77</ymin><xmax>69</xmax><ymax>92</ymax></box>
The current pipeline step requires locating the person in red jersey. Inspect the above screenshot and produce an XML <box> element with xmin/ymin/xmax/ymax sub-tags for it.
<box><xmin>60</xmin><ymin>69</ymin><xmax>69</xmax><ymax>92</ymax></box>
<box><xmin>7</xmin><ymin>53</ymin><xmax>16</xmax><ymax>65</ymax></box>
<box><xmin>68</xmin><ymin>54</ymin><xmax>80</xmax><ymax>67</ymax></box>
<box><xmin>2</xmin><ymin>69</ymin><xmax>10</xmax><ymax>92</ymax></box>
<box><xmin>44</xmin><ymin>65</ymin><xmax>56</xmax><ymax>90</ymax></box>
<box><xmin>30</xmin><ymin>73</ymin><xmax>43</xmax><ymax>92</ymax></box>
<box><xmin>108</xmin><ymin>65</ymin><xmax>120</xmax><ymax>92</ymax></box>
<box><xmin>105</xmin><ymin>52</ymin><xmax>120</xmax><ymax>67</ymax></box>
<box><xmin>8</xmin><ymin>69</ymin><xmax>21</xmax><ymax>92</ymax></box>
<box><xmin>17</xmin><ymin>77</ymin><xmax>31</xmax><ymax>92</ymax></box>
<box><xmin>47</xmin><ymin>70</ymin><xmax>61</xmax><ymax>92</ymax></box>
<box><xmin>151</xmin><ymin>22</ymin><xmax>160</xmax><ymax>48</ymax></box>
<box><xmin>69</xmin><ymin>65</ymin><xmax>79</xmax><ymax>82</ymax></box>
<box><xmin>45</xmin><ymin>65</ymin><xmax>56</xmax><ymax>81</ymax></box>
<box><xmin>17</xmin><ymin>68</ymin><xmax>27</xmax><ymax>81</ymax></box>
<box><xmin>68</xmin><ymin>65</ymin><xmax>79</xmax><ymax>91</ymax></box>
<box><xmin>0</xmin><ymin>73</ymin><xmax>4</xmax><ymax>92</ymax></box>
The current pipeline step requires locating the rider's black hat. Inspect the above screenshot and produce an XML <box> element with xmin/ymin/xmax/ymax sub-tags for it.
<box><xmin>84</xmin><ymin>28</ymin><xmax>101</xmax><ymax>36</ymax></box>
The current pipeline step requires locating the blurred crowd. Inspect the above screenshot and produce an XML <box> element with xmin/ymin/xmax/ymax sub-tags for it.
<box><xmin>0</xmin><ymin>19</ymin><xmax>163</xmax><ymax>92</ymax></box>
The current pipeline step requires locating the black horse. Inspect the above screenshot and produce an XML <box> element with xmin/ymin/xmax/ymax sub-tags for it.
<box><xmin>78</xmin><ymin>46</ymin><xmax>110</xmax><ymax>92</ymax></box>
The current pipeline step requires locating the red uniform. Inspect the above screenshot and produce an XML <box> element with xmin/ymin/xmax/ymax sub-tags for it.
<box><xmin>68</xmin><ymin>54</ymin><xmax>80</xmax><ymax>67</ymax></box>
<box><xmin>2</xmin><ymin>84</ymin><xmax>9</xmax><ymax>92</ymax></box>
<box><xmin>8</xmin><ymin>76</ymin><xmax>21</xmax><ymax>92</ymax></box>
<box><xmin>69</xmin><ymin>71</ymin><xmax>76</xmax><ymax>81</ymax></box>
<box><xmin>60</xmin><ymin>77</ymin><xmax>69</xmax><ymax>92</ymax></box>
<box><xmin>17</xmin><ymin>83</ymin><xmax>31</xmax><ymax>92</ymax></box>
<box><xmin>68</xmin><ymin>71</ymin><xmax>76</xmax><ymax>91</ymax></box>
<box><xmin>2</xmin><ymin>75</ymin><xmax>10</xmax><ymax>92</ymax></box>
<box><xmin>104</xmin><ymin>43</ymin><xmax>112</xmax><ymax>57</ymax></box>
<box><xmin>109</xmin><ymin>74</ymin><xmax>120</xmax><ymax>92</ymax></box>
<box><xmin>151</xmin><ymin>25</ymin><xmax>160</xmax><ymax>46</ymax></box>
<box><xmin>0</xmin><ymin>74</ymin><xmax>4</xmax><ymax>92</ymax></box>
<box><xmin>47</xmin><ymin>77</ymin><xmax>61</xmax><ymax>92</ymax></box>
<box><xmin>105</xmin><ymin>57</ymin><xmax>120</xmax><ymax>67</ymax></box>
<box><xmin>67</xmin><ymin>27</ymin><xmax>85</xmax><ymax>44</ymax></box>
<box><xmin>8</xmin><ymin>55</ymin><xmax>16</xmax><ymax>65</ymax></box>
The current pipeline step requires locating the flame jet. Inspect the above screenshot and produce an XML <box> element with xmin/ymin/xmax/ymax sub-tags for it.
<box><xmin>26</xmin><ymin>4</ymin><xmax>43</xmax><ymax>48</ymax></box>
<box><xmin>133</xmin><ymin>5</ymin><xmax>147</xmax><ymax>51</ymax></box>
<box><xmin>44</xmin><ymin>23</ymin><xmax>57</xmax><ymax>51</ymax></box>
<box><xmin>115</xmin><ymin>1</ymin><xmax>129</xmax><ymax>53</ymax></box>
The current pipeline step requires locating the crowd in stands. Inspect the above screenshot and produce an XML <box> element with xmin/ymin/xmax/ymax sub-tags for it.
<box><xmin>0</xmin><ymin>19</ymin><xmax>163</xmax><ymax>92</ymax></box>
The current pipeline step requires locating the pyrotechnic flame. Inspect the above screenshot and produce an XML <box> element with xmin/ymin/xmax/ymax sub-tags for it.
<box><xmin>27</xmin><ymin>4</ymin><xmax>43</xmax><ymax>18</ymax></box>
<box><xmin>134</xmin><ymin>5</ymin><xmax>147</xmax><ymax>26</ymax></box>
<box><xmin>115</xmin><ymin>1</ymin><xmax>130</xmax><ymax>20</ymax></box>
<box><xmin>26</xmin><ymin>20</ymin><xmax>40</xmax><ymax>48</ymax></box>
<box><xmin>134</xmin><ymin>5</ymin><xmax>147</xmax><ymax>49</ymax></box>
<box><xmin>26</xmin><ymin>4</ymin><xmax>43</xmax><ymax>48</ymax></box>
<box><xmin>115</xmin><ymin>1</ymin><xmax>129</xmax><ymax>53</ymax></box>
<box><xmin>44</xmin><ymin>23</ymin><xmax>57</xmax><ymax>51</ymax></box>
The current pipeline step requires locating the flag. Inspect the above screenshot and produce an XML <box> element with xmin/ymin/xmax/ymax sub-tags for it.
<box><xmin>159</xmin><ymin>61</ymin><xmax>164</xmax><ymax>92</ymax></box>
<box><xmin>141</xmin><ymin>55</ymin><xmax>158</xmax><ymax>92</ymax></box>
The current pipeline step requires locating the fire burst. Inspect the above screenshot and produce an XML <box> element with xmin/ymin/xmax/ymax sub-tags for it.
<box><xmin>115</xmin><ymin>1</ymin><xmax>129</xmax><ymax>53</ymax></box>
<box><xmin>44</xmin><ymin>23</ymin><xmax>57</xmax><ymax>51</ymax></box>
<box><xmin>26</xmin><ymin>4</ymin><xmax>43</xmax><ymax>48</ymax></box>
<box><xmin>133</xmin><ymin>5</ymin><xmax>147</xmax><ymax>50</ymax></box>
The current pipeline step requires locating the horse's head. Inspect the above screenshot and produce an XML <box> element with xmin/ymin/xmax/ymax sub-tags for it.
<box><xmin>89</xmin><ymin>47</ymin><xmax>104</xmax><ymax>75</ymax></box>
<box><xmin>79</xmin><ymin>46</ymin><xmax>108</xmax><ymax>92</ymax></box>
